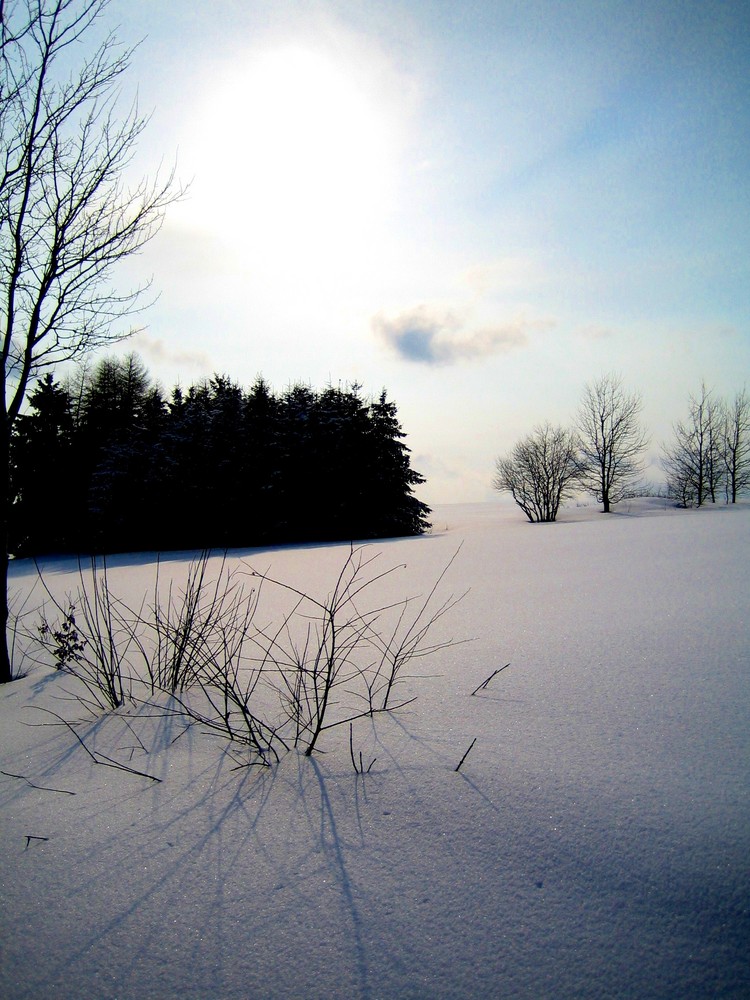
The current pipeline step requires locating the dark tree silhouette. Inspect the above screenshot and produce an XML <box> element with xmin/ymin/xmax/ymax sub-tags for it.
<box><xmin>576</xmin><ymin>374</ymin><xmax>648</xmax><ymax>512</ymax></box>
<box><xmin>721</xmin><ymin>388</ymin><xmax>750</xmax><ymax>503</ymax></box>
<box><xmin>10</xmin><ymin>359</ymin><xmax>432</xmax><ymax>554</ymax></box>
<box><xmin>662</xmin><ymin>382</ymin><xmax>722</xmax><ymax>507</ymax></box>
<box><xmin>365</xmin><ymin>390</ymin><xmax>431</xmax><ymax>537</ymax></box>
<box><xmin>10</xmin><ymin>375</ymin><xmax>75</xmax><ymax>553</ymax></box>
<box><xmin>493</xmin><ymin>423</ymin><xmax>580</xmax><ymax>523</ymax></box>
<box><xmin>242</xmin><ymin>376</ymin><xmax>282</xmax><ymax>541</ymax></box>
<box><xmin>0</xmin><ymin>0</ymin><xmax>180</xmax><ymax>681</ymax></box>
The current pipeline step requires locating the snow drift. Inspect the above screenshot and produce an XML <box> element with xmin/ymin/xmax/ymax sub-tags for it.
<box><xmin>1</xmin><ymin>498</ymin><xmax>748</xmax><ymax>999</ymax></box>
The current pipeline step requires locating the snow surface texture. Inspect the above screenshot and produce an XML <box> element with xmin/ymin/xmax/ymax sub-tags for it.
<box><xmin>1</xmin><ymin>499</ymin><xmax>748</xmax><ymax>999</ymax></box>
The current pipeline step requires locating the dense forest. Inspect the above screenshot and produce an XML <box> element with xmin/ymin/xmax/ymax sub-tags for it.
<box><xmin>10</xmin><ymin>354</ymin><xmax>431</xmax><ymax>555</ymax></box>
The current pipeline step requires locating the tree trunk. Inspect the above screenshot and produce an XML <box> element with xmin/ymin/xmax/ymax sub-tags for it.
<box><xmin>0</xmin><ymin>418</ymin><xmax>13</xmax><ymax>683</ymax></box>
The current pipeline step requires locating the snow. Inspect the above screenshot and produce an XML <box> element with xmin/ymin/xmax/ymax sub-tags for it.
<box><xmin>1</xmin><ymin>499</ymin><xmax>749</xmax><ymax>999</ymax></box>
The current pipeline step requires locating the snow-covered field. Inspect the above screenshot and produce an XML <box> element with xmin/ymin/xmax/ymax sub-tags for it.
<box><xmin>1</xmin><ymin>499</ymin><xmax>748</xmax><ymax>999</ymax></box>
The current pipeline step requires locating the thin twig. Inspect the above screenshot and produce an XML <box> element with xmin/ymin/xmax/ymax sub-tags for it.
<box><xmin>470</xmin><ymin>662</ymin><xmax>510</xmax><ymax>696</ymax></box>
<box><xmin>455</xmin><ymin>737</ymin><xmax>477</xmax><ymax>772</ymax></box>
<box><xmin>25</xmin><ymin>835</ymin><xmax>49</xmax><ymax>850</ymax></box>
<box><xmin>119</xmin><ymin>716</ymin><xmax>148</xmax><ymax>754</ymax></box>
<box><xmin>0</xmin><ymin>769</ymin><xmax>75</xmax><ymax>795</ymax></box>
<box><xmin>33</xmin><ymin>708</ymin><xmax>162</xmax><ymax>783</ymax></box>
<box><xmin>348</xmin><ymin>722</ymin><xmax>376</xmax><ymax>775</ymax></box>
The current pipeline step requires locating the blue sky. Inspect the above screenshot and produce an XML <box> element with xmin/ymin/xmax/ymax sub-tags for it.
<box><xmin>104</xmin><ymin>0</ymin><xmax>749</xmax><ymax>503</ymax></box>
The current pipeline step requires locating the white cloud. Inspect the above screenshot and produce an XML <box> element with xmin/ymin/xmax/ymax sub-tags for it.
<box><xmin>372</xmin><ymin>304</ymin><xmax>553</xmax><ymax>365</ymax></box>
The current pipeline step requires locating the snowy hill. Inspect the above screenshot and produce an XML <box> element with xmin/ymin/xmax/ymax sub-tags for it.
<box><xmin>1</xmin><ymin>499</ymin><xmax>748</xmax><ymax>999</ymax></box>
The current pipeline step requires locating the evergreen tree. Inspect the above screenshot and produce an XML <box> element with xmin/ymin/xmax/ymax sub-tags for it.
<box><xmin>365</xmin><ymin>391</ymin><xmax>431</xmax><ymax>537</ymax></box>
<box><xmin>243</xmin><ymin>377</ymin><xmax>282</xmax><ymax>542</ymax></box>
<box><xmin>276</xmin><ymin>384</ymin><xmax>319</xmax><ymax>541</ymax></box>
<box><xmin>206</xmin><ymin>376</ymin><xmax>247</xmax><ymax>545</ymax></box>
<box><xmin>161</xmin><ymin>381</ymin><xmax>215</xmax><ymax>548</ymax></box>
<box><xmin>80</xmin><ymin>353</ymin><xmax>157</xmax><ymax>549</ymax></box>
<box><xmin>10</xmin><ymin>356</ymin><xmax>431</xmax><ymax>553</ymax></box>
<box><xmin>10</xmin><ymin>376</ymin><xmax>75</xmax><ymax>553</ymax></box>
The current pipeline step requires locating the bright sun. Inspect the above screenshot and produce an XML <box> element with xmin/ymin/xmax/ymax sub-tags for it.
<box><xmin>181</xmin><ymin>46</ymin><xmax>397</xmax><ymax>280</ymax></box>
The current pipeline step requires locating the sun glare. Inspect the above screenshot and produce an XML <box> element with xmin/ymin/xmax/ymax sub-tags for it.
<box><xmin>180</xmin><ymin>46</ymin><xmax>397</xmax><ymax>282</ymax></box>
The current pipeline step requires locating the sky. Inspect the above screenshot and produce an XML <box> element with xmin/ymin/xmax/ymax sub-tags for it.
<box><xmin>99</xmin><ymin>0</ymin><xmax>750</xmax><ymax>504</ymax></box>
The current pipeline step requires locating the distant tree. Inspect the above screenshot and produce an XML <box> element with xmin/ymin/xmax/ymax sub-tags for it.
<box><xmin>63</xmin><ymin>360</ymin><xmax>93</xmax><ymax>427</ymax></box>
<box><xmin>309</xmin><ymin>383</ymin><xmax>372</xmax><ymax>540</ymax></box>
<box><xmin>365</xmin><ymin>390</ymin><xmax>431</xmax><ymax>537</ymax></box>
<box><xmin>0</xmin><ymin>0</ymin><xmax>180</xmax><ymax>682</ymax></box>
<box><xmin>12</xmin><ymin>354</ymin><xmax>165</xmax><ymax>552</ymax></box>
<box><xmin>204</xmin><ymin>375</ymin><xmax>248</xmax><ymax>546</ymax></box>
<box><xmin>242</xmin><ymin>376</ymin><xmax>281</xmax><ymax>540</ymax></box>
<box><xmin>493</xmin><ymin>423</ymin><xmax>580</xmax><ymax>522</ymax></box>
<box><xmin>272</xmin><ymin>383</ymin><xmax>431</xmax><ymax>542</ymax></box>
<box><xmin>10</xmin><ymin>357</ymin><xmax>432</xmax><ymax>553</ymax></box>
<box><xmin>721</xmin><ymin>388</ymin><xmax>750</xmax><ymax>503</ymax></box>
<box><xmin>662</xmin><ymin>382</ymin><xmax>723</xmax><ymax>507</ymax></box>
<box><xmin>10</xmin><ymin>375</ymin><xmax>75</xmax><ymax>553</ymax></box>
<box><xmin>78</xmin><ymin>353</ymin><xmax>158</xmax><ymax>549</ymax></box>
<box><xmin>704</xmin><ymin>391</ymin><xmax>724</xmax><ymax>504</ymax></box>
<box><xmin>159</xmin><ymin>381</ymin><xmax>215</xmax><ymax>548</ymax></box>
<box><xmin>576</xmin><ymin>374</ymin><xmax>648</xmax><ymax>512</ymax></box>
<box><xmin>128</xmin><ymin>382</ymin><xmax>169</xmax><ymax>547</ymax></box>
<box><xmin>275</xmin><ymin>383</ymin><xmax>319</xmax><ymax>541</ymax></box>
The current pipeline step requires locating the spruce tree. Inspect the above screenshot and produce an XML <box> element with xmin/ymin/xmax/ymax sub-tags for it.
<box><xmin>11</xmin><ymin>358</ymin><xmax>431</xmax><ymax>552</ymax></box>
<box><xmin>366</xmin><ymin>391</ymin><xmax>431</xmax><ymax>537</ymax></box>
<box><xmin>10</xmin><ymin>375</ymin><xmax>75</xmax><ymax>553</ymax></box>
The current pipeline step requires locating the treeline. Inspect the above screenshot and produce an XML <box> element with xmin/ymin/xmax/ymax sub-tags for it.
<box><xmin>10</xmin><ymin>354</ymin><xmax>431</xmax><ymax>555</ymax></box>
<box><xmin>494</xmin><ymin>374</ymin><xmax>749</xmax><ymax>522</ymax></box>
<box><xmin>662</xmin><ymin>381</ymin><xmax>749</xmax><ymax>508</ymax></box>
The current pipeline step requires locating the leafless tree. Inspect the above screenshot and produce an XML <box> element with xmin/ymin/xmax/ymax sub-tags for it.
<box><xmin>703</xmin><ymin>390</ymin><xmax>724</xmax><ymax>504</ymax></box>
<box><xmin>721</xmin><ymin>387</ymin><xmax>750</xmax><ymax>503</ymax></box>
<box><xmin>576</xmin><ymin>374</ymin><xmax>648</xmax><ymax>512</ymax></box>
<box><xmin>662</xmin><ymin>382</ymin><xmax>723</xmax><ymax>508</ymax></box>
<box><xmin>493</xmin><ymin>423</ymin><xmax>580</xmax><ymax>522</ymax></box>
<box><xmin>0</xmin><ymin>0</ymin><xmax>181</xmax><ymax>682</ymax></box>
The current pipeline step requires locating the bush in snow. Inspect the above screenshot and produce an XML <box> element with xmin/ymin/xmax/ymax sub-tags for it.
<box><xmin>27</xmin><ymin>546</ymin><xmax>465</xmax><ymax>762</ymax></box>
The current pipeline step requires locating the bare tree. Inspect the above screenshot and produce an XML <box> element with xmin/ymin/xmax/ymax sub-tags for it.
<box><xmin>0</xmin><ymin>0</ymin><xmax>181</xmax><ymax>682</ymax></box>
<box><xmin>704</xmin><ymin>390</ymin><xmax>725</xmax><ymax>504</ymax></box>
<box><xmin>493</xmin><ymin>423</ymin><xmax>580</xmax><ymax>523</ymax></box>
<box><xmin>576</xmin><ymin>374</ymin><xmax>648</xmax><ymax>512</ymax></box>
<box><xmin>662</xmin><ymin>382</ymin><xmax>723</xmax><ymax>508</ymax></box>
<box><xmin>721</xmin><ymin>388</ymin><xmax>750</xmax><ymax>503</ymax></box>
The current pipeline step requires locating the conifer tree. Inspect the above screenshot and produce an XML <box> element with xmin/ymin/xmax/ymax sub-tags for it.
<box><xmin>366</xmin><ymin>391</ymin><xmax>431</xmax><ymax>537</ymax></box>
<box><xmin>11</xmin><ymin>375</ymin><xmax>75</xmax><ymax>553</ymax></box>
<box><xmin>243</xmin><ymin>376</ymin><xmax>281</xmax><ymax>541</ymax></box>
<box><xmin>10</xmin><ymin>359</ymin><xmax>431</xmax><ymax>553</ymax></box>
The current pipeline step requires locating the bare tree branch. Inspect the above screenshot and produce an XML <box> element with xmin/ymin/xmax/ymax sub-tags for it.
<box><xmin>0</xmin><ymin>0</ymin><xmax>184</xmax><ymax>682</ymax></box>
<box><xmin>721</xmin><ymin>387</ymin><xmax>750</xmax><ymax>503</ymax></box>
<box><xmin>662</xmin><ymin>381</ymin><xmax>724</xmax><ymax>507</ymax></box>
<box><xmin>576</xmin><ymin>373</ymin><xmax>649</xmax><ymax>512</ymax></box>
<box><xmin>493</xmin><ymin>422</ymin><xmax>580</xmax><ymax>522</ymax></box>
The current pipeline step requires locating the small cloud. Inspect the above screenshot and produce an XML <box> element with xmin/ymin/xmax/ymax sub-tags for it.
<box><xmin>372</xmin><ymin>306</ymin><xmax>460</xmax><ymax>364</ymax></box>
<box><xmin>131</xmin><ymin>334</ymin><xmax>212</xmax><ymax>372</ymax></box>
<box><xmin>373</xmin><ymin>304</ymin><xmax>550</xmax><ymax>365</ymax></box>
